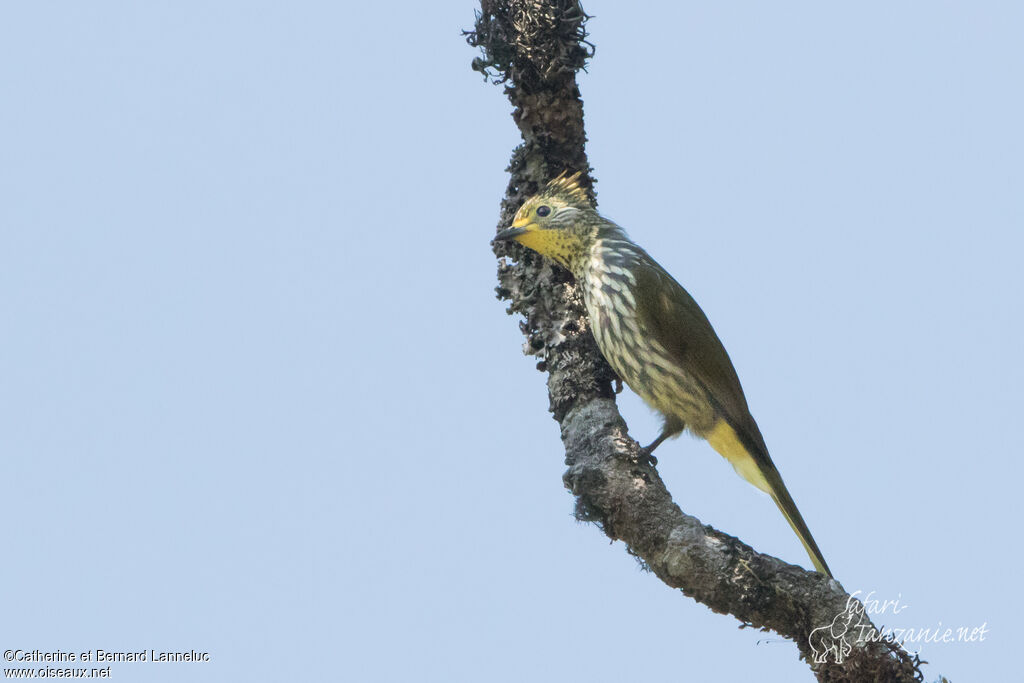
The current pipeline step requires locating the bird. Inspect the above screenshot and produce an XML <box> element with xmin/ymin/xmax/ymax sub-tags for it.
<box><xmin>493</xmin><ymin>172</ymin><xmax>833</xmax><ymax>578</ymax></box>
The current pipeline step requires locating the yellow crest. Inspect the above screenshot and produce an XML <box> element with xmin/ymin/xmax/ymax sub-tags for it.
<box><xmin>538</xmin><ymin>171</ymin><xmax>591</xmax><ymax>208</ymax></box>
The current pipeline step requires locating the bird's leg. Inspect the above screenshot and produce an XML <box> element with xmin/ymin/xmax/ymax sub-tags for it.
<box><xmin>641</xmin><ymin>430</ymin><xmax>673</xmax><ymax>456</ymax></box>
<box><xmin>636</xmin><ymin>433</ymin><xmax>668</xmax><ymax>466</ymax></box>
<box><xmin>637</xmin><ymin>420</ymin><xmax>685</xmax><ymax>466</ymax></box>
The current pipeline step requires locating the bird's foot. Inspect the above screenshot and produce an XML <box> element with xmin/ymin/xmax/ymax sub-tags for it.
<box><xmin>635</xmin><ymin>445</ymin><xmax>658</xmax><ymax>467</ymax></box>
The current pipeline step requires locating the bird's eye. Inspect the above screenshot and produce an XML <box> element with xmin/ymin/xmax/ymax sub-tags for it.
<box><xmin>536</xmin><ymin>205</ymin><xmax>551</xmax><ymax>217</ymax></box>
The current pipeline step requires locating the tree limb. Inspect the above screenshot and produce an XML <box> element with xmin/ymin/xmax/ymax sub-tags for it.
<box><xmin>467</xmin><ymin>2</ymin><xmax>923</xmax><ymax>680</ymax></box>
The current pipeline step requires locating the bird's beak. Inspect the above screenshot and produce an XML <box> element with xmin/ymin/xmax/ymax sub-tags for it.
<box><xmin>492</xmin><ymin>226</ymin><xmax>528</xmax><ymax>244</ymax></box>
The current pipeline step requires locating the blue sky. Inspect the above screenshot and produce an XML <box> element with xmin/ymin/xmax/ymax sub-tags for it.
<box><xmin>1</xmin><ymin>2</ymin><xmax>1020</xmax><ymax>681</ymax></box>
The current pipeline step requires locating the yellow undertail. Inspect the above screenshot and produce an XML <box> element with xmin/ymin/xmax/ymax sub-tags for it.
<box><xmin>706</xmin><ymin>420</ymin><xmax>832</xmax><ymax>577</ymax></box>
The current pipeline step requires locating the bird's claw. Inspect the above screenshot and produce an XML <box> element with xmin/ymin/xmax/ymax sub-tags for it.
<box><xmin>635</xmin><ymin>446</ymin><xmax>658</xmax><ymax>467</ymax></box>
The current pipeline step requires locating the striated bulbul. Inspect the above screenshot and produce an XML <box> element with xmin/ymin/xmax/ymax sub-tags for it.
<box><xmin>494</xmin><ymin>172</ymin><xmax>832</xmax><ymax>578</ymax></box>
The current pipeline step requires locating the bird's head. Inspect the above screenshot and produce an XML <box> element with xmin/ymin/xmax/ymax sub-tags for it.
<box><xmin>493</xmin><ymin>172</ymin><xmax>600</xmax><ymax>273</ymax></box>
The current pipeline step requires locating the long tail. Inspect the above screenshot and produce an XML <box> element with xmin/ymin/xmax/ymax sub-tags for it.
<box><xmin>769</xmin><ymin>482</ymin><xmax>833</xmax><ymax>578</ymax></box>
<box><xmin>706</xmin><ymin>419</ymin><xmax>833</xmax><ymax>578</ymax></box>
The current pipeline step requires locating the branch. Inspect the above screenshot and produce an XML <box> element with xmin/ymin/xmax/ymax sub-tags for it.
<box><xmin>467</xmin><ymin>2</ymin><xmax>923</xmax><ymax>680</ymax></box>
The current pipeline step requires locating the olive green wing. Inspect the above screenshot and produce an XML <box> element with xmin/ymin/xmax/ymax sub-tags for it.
<box><xmin>632</xmin><ymin>255</ymin><xmax>833</xmax><ymax>577</ymax></box>
<box><xmin>630</xmin><ymin>254</ymin><xmax>768</xmax><ymax>453</ymax></box>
